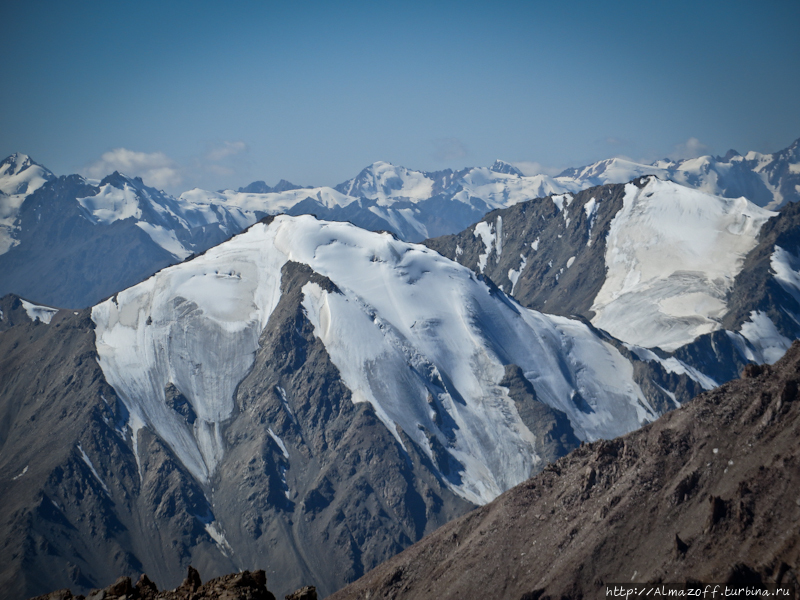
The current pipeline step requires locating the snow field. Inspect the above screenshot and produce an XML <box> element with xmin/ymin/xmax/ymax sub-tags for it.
<box><xmin>591</xmin><ymin>179</ymin><xmax>776</xmax><ymax>351</ymax></box>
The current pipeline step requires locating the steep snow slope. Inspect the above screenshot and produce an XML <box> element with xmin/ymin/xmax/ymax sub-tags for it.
<box><xmin>0</xmin><ymin>154</ymin><xmax>54</xmax><ymax>253</ymax></box>
<box><xmin>591</xmin><ymin>178</ymin><xmax>776</xmax><ymax>351</ymax></box>
<box><xmin>92</xmin><ymin>226</ymin><xmax>287</xmax><ymax>481</ymax></box>
<box><xmin>93</xmin><ymin>215</ymin><xmax>655</xmax><ymax>505</ymax></box>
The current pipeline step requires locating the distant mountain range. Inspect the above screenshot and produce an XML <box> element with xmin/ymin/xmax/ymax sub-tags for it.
<box><xmin>1</xmin><ymin>137</ymin><xmax>798</xmax><ymax>308</ymax></box>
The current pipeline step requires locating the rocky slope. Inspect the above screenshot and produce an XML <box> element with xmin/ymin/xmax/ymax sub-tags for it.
<box><xmin>329</xmin><ymin>341</ymin><xmax>800</xmax><ymax>600</ymax></box>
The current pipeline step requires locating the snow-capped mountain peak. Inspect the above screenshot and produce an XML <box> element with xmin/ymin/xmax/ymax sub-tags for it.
<box><xmin>92</xmin><ymin>214</ymin><xmax>656</xmax><ymax>505</ymax></box>
<box><xmin>336</xmin><ymin>161</ymin><xmax>436</xmax><ymax>205</ymax></box>
<box><xmin>0</xmin><ymin>153</ymin><xmax>34</xmax><ymax>176</ymax></box>
<box><xmin>0</xmin><ymin>153</ymin><xmax>55</xmax><ymax>254</ymax></box>
<box><xmin>0</xmin><ymin>153</ymin><xmax>54</xmax><ymax>196</ymax></box>
<box><xmin>490</xmin><ymin>160</ymin><xmax>523</xmax><ymax>176</ymax></box>
<box><xmin>556</xmin><ymin>137</ymin><xmax>800</xmax><ymax>210</ymax></box>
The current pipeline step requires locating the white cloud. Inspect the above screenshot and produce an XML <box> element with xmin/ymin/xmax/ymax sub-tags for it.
<box><xmin>85</xmin><ymin>148</ymin><xmax>182</xmax><ymax>188</ymax></box>
<box><xmin>670</xmin><ymin>137</ymin><xmax>711</xmax><ymax>160</ymax></box>
<box><xmin>510</xmin><ymin>161</ymin><xmax>562</xmax><ymax>177</ymax></box>
<box><xmin>206</xmin><ymin>141</ymin><xmax>247</xmax><ymax>162</ymax></box>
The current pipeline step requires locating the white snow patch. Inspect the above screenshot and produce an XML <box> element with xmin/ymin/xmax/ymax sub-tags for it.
<box><xmin>584</xmin><ymin>197</ymin><xmax>599</xmax><ymax>245</ymax></box>
<box><xmin>738</xmin><ymin>311</ymin><xmax>792</xmax><ymax>364</ymax></box>
<box><xmin>566</xmin><ymin>256</ymin><xmax>576</xmax><ymax>269</ymax></box>
<box><xmin>654</xmin><ymin>383</ymin><xmax>680</xmax><ymax>408</ymax></box>
<box><xmin>591</xmin><ymin>179</ymin><xmax>775</xmax><ymax>351</ymax></box>
<box><xmin>771</xmin><ymin>245</ymin><xmax>800</xmax><ymax>304</ymax></box>
<box><xmin>129</xmin><ymin>413</ymin><xmax>145</xmax><ymax>482</ymax></box>
<box><xmin>495</xmin><ymin>216</ymin><xmax>503</xmax><ymax>256</ymax></box>
<box><xmin>473</xmin><ymin>221</ymin><xmax>496</xmax><ymax>273</ymax></box>
<box><xmin>552</xmin><ymin>194</ymin><xmax>573</xmax><ymax>212</ymax></box>
<box><xmin>531</xmin><ymin>238</ymin><xmax>539</xmax><ymax>251</ymax></box>
<box><xmin>21</xmin><ymin>300</ymin><xmax>58</xmax><ymax>324</ymax></box>
<box><xmin>276</xmin><ymin>386</ymin><xmax>294</xmax><ymax>420</ymax></box>
<box><xmin>77</xmin><ymin>443</ymin><xmax>110</xmax><ymax>495</ymax></box>
<box><xmin>135</xmin><ymin>222</ymin><xmax>191</xmax><ymax>259</ymax></box>
<box><xmin>268</xmin><ymin>428</ymin><xmax>289</xmax><ymax>459</ymax></box>
<box><xmin>508</xmin><ymin>254</ymin><xmax>527</xmax><ymax>294</ymax></box>
<box><xmin>12</xmin><ymin>465</ymin><xmax>28</xmax><ymax>480</ymax></box>
<box><xmin>204</xmin><ymin>522</ymin><xmax>234</xmax><ymax>557</ymax></box>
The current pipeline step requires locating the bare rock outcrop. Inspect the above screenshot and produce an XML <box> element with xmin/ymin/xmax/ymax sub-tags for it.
<box><xmin>29</xmin><ymin>566</ymin><xmax>289</xmax><ymax>600</ymax></box>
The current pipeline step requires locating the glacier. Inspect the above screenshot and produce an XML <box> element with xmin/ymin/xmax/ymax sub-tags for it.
<box><xmin>591</xmin><ymin>178</ymin><xmax>776</xmax><ymax>351</ymax></box>
<box><xmin>93</xmin><ymin>215</ymin><xmax>657</xmax><ymax>505</ymax></box>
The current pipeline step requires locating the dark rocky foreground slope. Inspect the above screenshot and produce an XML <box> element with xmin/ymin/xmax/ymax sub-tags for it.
<box><xmin>30</xmin><ymin>566</ymin><xmax>291</xmax><ymax>600</ymax></box>
<box><xmin>329</xmin><ymin>342</ymin><xmax>800</xmax><ymax>600</ymax></box>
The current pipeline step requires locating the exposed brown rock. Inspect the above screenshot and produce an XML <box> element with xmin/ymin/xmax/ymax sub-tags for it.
<box><xmin>178</xmin><ymin>566</ymin><xmax>201</xmax><ymax>592</ymax></box>
<box><xmin>284</xmin><ymin>586</ymin><xmax>317</xmax><ymax>600</ymax></box>
<box><xmin>29</xmin><ymin>567</ymin><xmax>276</xmax><ymax>600</ymax></box>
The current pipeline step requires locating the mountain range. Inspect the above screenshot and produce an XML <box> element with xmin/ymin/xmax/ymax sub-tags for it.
<box><xmin>1</xmin><ymin>137</ymin><xmax>798</xmax><ymax>308</ymax></box>
<box><xmin>1</xmin><ymin>138</ymin><xmax>800</xmax><ymax>599</ymax></box>
<box><xmin>1</xmin><ymin>213</ymin><xmax>676</xmax><ymax>598</ymax></box>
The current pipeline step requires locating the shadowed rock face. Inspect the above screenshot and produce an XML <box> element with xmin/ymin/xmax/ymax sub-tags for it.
<box><xmin>328</xmin><ymin>342</ymin><xmax>800</xmax><ymax>600</ymax></box>
<box><xmin>424</xmin><ymin>181</ymin><xmax>632</xmax><ymax>320</ymax></box>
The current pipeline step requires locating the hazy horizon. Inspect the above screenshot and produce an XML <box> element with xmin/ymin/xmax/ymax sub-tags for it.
<box><xmin>2</xmin><ymin>0</ymin><xmax>798</xmax><ymax>195</ymax></box>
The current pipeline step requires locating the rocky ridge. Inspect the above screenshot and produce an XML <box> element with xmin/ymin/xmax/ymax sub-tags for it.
<box><xmin>28</xmin><ymin>565</ymin><xmax>315</xmax><ymax>600</ymax></box>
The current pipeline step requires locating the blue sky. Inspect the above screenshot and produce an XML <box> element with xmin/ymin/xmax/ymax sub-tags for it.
<box><xmin>2</xmin><ymin>0</ymin><xmax>799</xmax><ymax>194</ymax></box>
